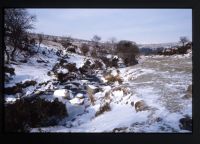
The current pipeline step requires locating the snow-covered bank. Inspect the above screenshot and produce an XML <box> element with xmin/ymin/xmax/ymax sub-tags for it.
<box><xmin>5</xmin><ymin>41</ymin><xmax>192</xmax><ymax>133</ymax></box>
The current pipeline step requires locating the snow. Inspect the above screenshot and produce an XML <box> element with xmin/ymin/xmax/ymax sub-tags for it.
<box><xmin>106</xmin><ymin>54</ymin><xmax>112</xmax><ymax>59</ymax></box>
<box><xmin>88</xmin><ymin>85</ymin><xmax>97</xmax><ymax>89</ymax></box>
<box><xmin>53</xmin><ymin>89</ymin><xmax>68</xmax><ymax>97</ymax></box>
<box><xmin>111</xmin><ymin>70</ymin><xmax>118</xmax><ymax>76</ymax></box>
<box><xmin>5</xmin><ymin>41</ymin><xmax>192</xmax><ymax>133</ymax></box>
<box><xmin>5</xmin><ymin>63</ymin><xmax>52</xmax><ymax>88</ymax></box>
<box><xmin>69</xmin><ymin>97</ymin><xmax>84</xmax><ymax>105</ymax></box>
<box><xmin>67</xmin><ymin>54</ymin><xmax>85</xmax><ymax>68</ymax></box>
<box><xmin>76</xmin><ymin>93</ymin><xmax>84</xmax><ymax>98</ymax></box>
<box><xmin>57</xmin><ymin>67</ymin><xmax>68</xmax><ymax>74</ymax></box>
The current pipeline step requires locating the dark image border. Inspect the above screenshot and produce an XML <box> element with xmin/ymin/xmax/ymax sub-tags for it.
<box><xmin>0</xmin><ymin>0</ymin><xmax>200</xmax><ymax>144</ymax></box>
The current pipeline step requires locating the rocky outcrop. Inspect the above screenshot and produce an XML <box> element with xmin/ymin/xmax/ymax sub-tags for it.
<box><xmin>134</xmin><ymin>100</ymin><xmax>152</xmax><ymax>112</ymax></box>
<box><xmin>179</xmin><ymin>116</ymin><xmax>192</xmax><ymax>131</ymax></box>
<box><xmin>183</xmin><ymin>84</ymin><xmax>192</xmax><ymax>99</ymax></box>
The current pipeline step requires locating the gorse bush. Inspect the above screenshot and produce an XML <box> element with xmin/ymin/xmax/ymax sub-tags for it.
<box><xmin>116</xmin><ymin>40</ymin><xmax>139</xmax><ymax>66</ymax></box>
<box><xmin>5</xmin><ymin>97</ymin><xmax>67</xmax><ymax>132</ymax></box>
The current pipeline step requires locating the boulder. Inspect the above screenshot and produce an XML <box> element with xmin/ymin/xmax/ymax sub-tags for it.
<box><xmin>187</xmin><ymin>85</ymin><xmax>192</xmax><ymax>93</ymax></box>
<box><xmin>183</xmin><ymin>84</ymin><xmax>192</xmax><ymax>99</ymax></box>
<box><xmin>5</xmin><ymin>65</ymin><xmax>15</xmax><ymax>75</ymax></box>
<box><xmin>113</xmin><ymin>127</ymin><xmax>128</xmax><ymax>133</ymax></box>
<box><xmin>134</xmin><ymin>100</ymin><xmax>151</xmax><ymax>112</ymax></box>
<box><xmin>87</xmin><ymin>85</ymin><xmax>99</xmax><ymax>96</ymax></box>
<box><xmin>179</xmin><ymin>116</ymin><xmax>192</xmax><ymax>131</ymax></box>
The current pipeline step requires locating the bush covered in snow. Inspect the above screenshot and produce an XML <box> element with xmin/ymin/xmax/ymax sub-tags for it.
<box><xmin>5</xmin><ymin>97</ymin><xmax>67</xmax><ymax>132</ymax></box>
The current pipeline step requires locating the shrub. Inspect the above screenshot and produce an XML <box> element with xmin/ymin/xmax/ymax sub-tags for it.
<box><xmin>100</xmin><ymin>56</ymin><xmax>111</xmax><ymax>67</ymax></box>
<box><xmin>56</xmin><ymin>73</ymin><xmax>75</xmax><ymax>83</ymax></box>
<box><xmin>91</xmin><ymin>60</ymin><xmax>103</xmax><ymax>69</ymax></box>
<box><xmin>64</xmin><ymin>63</ymin><xmax>78</xmax><ymax>72</ymax></box>
<box><xmin>89</xmin><ymin>94</ymin><xmax>95</xmax><ymax>106</ymax></box>
<box><xmin>5</xmin><ymin>65</ymin><xmax>15</xmax><ymax>75</ymax></box>
<box><xmin>5</xmin><ymin>85</ymin><xmax>23</xmax><ymax>95</ymax></box>
<box><xmin>60</xmin><ymin>38</ymin><xmax>72</xmax><ymax>48</ymax></box>
<box><xmin>80</xmin><ymin>43</ymin><xmax>89</xmax><ymax>56</ymax></box>
<box><xmin>105</xmin><ymin>75</ymin><xmax>123</xmax><ymax>84</ymax></box>
<box><xmin>179</xmin><ymin>116</ymin><xmax>192</xmax><ymax>131</ymax></box>
<box><xmin>67</xmin><ymin>47</ymin><xmax>76</xmax><ymax>53</ymax></box>
<box><xmin>100</xmin><ymin>56</ymin><xmax>119</xmax><ymax>68</ymax></box>
<box><xmin>95</xmin><ymin>102</ymin><xmax>111</xmax><ymax>117</ymax></box>
<box><xmin>91</xmin><ymin>49</ymin><xmax>97</xmax><ymax>58</ymax></box>
<box><xmin>5</xmin><ymin>97</ymin><xmax>67</xmax><ymax>132</ymax></box>
<box><xmin>116</xmin><ymin>40</ymin><xmax>139</xmax><ymax>66</ymax></box>
<box><xmin>111</xmin><ymin>57</ymin><xmax>119</xmax><ymax>68</ymax></box>
<box><xmin>16</xmin><ymin>80</ymin><xmax>37</xmax><ymax>88</ymax></box>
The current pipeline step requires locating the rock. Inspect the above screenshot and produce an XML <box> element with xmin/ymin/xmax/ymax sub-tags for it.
<box><xmin>87</xmin><ymin>85</ymin><xmax>99</xmax><ymax>96</ymax></box>
<box><xmin>183</xmin><ymin>93</ymin><xmax>192</xmax><ymax>99</ymax></box>
<box><xmin>179</xmin><ymin>116</ymin><xmax>192</xmax><ymax>131</ymax></box>
<box><xmin>131</xmin><ymin>101</ymin><xmax>134</xmax><ymax>106</ymax></box>
<box><xmin>53</xmin><ymin>89</ymin><xmax>69</xmax><ymax>99</ymax></box>
<box><xmin>5</xmin><ymin>85</ymin><xmax>23</xmax><ymax>95</ymax></box>
<box><xmin>69</xmin><ymin>97</ymin><xmax>84</xmax><ymax>105</ymax></box>
<box><xmin>19</xmin><ymin>59</ymin><xmax>28</xmax><ymax>63</ymax></box>
<box><xmin>37</xmin><ymin>59</ymin><xmax>48</xmax><ymax>63</ymax></box>
<box><xmin>187</xmin><ymin>85</ymin><xmax>192</xmax><ymax>93</ymax></box>
<box><xmin>183</xmin><ymin>84</ymin><xmax>192</xmax><ymax>99</ymax></box>
<box><xmin>113</xmin><ymin>127</ymin><xmax>128</xmax><ymax>133</ymax></box>
<box><xmin>134</xmin><ymin>100</ymin><xmax>151</xmax><ymax>112</ymax></box>
<box><xmin>5</xmin><ymin>65</ymin><xmax>15</xmax><ymax>75</ymax></box>
<box><xmin>16</xmin><ymin>80</ymin><xmax>37</xmax><ymax>88</ymax></box>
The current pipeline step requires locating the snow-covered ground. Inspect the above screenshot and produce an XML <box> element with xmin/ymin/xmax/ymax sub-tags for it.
<box><xmin>4</xmin><ymin>42</ymin><xmax>192</xmax><ymax>133</ymax></box>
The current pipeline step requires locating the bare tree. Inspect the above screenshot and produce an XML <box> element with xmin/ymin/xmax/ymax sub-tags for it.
<box><xmin>92</xmin><ymin>35</ymin><xmax>101</xmax><ymax>43</ymax></box>
<box><xmin>180</xmin><ymin>36</ymin><xmax>189</xmax><ymax>47</ymax></box>
<box><xmin>4</xmin><ymin>9</ymin><xmax>36</xmax><ymax>61</ymax></box>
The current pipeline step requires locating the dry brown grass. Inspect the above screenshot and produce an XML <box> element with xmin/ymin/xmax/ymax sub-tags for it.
<box><xmin>95</xmin><ymin>102</ymin><xmax>111</xmax><ymax>117</ymax></box>
<box><xmin>105</xmin><ymin>74</ymin><xmax>123</xmax><ymax>84</ymax></box>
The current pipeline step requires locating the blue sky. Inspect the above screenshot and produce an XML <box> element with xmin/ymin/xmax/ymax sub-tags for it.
<box><xmin>28</xmin><ymin>9</ymin><xmax>192</xmax><ymax>44</ymax></box>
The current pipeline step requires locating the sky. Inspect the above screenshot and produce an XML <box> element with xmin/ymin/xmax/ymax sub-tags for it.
<box><xmin>28</xmin><ymin>9</ymin><xmax>192</xmax><ymax>44</ymax></box>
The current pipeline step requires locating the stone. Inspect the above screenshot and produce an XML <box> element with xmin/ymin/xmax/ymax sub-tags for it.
<box><xmin>179</xmin><ymin>116</ymin><xmax>192</xmax><ymax>131</ymax></box>
<box><xmin>135</xmin><ymin>100</ymin><xmax>151</xmax><ymax>112</ymax></box>
<box><xmin>87</xmin><ymin>85</ymin><xmax>99</xmax><ymax>96</ymax></box>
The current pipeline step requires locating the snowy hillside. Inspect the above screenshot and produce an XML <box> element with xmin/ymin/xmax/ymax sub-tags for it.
<box><xmin>4</xmin><ymin>39</ymin><xmax>192</xmax><ymax>133</ymax></box>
